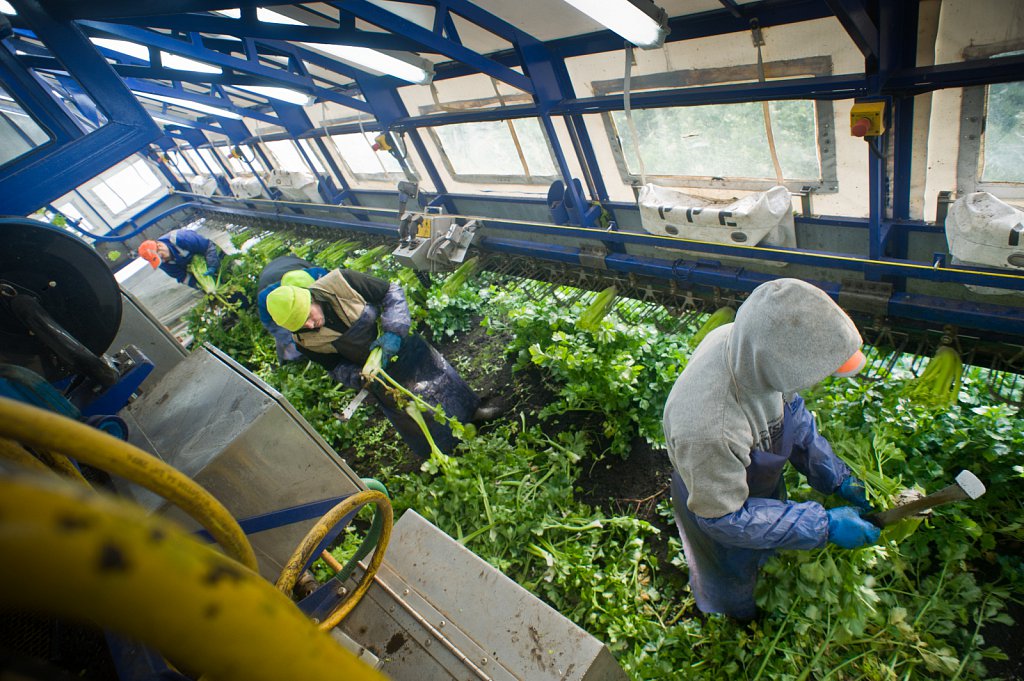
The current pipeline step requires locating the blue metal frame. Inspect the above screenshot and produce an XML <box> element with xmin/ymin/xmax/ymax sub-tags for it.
<box><xmin>6</xmin><ymin>0</ymin><xmax>1024</xmax><ymax>342</ymax></box>
<box><xmin>0</xmin><ymin>0</ymin><xmax>160</xmax><ymax>216</ymax></box>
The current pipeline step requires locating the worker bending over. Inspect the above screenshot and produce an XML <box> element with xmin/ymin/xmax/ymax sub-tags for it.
<box><xmin>267</xmin><ymin>268</ymin><xmax>501</xmax><ymax>458</ymax></box>
<box><xmin>256</xmin><ymin>255</ymin><xmax>327</xmax><ymax>363</ymax></box>
<box><xmin>663</xmin><ymin>278</ymin><xmax>879</xmax><ymax>621</ymax></box>
<box><xmin>138</xmin><ymin>228</ymin><xmax>223</xmax><ymax>289</ymax></box>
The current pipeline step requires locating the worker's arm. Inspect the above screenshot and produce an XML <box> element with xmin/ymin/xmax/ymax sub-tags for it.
<box><xmin>171</xmin><ymin>230</ymin><xmax>222</xmax><ymax>275</ymax></box>
<box><xmin>695</xmin><ymin>498</ymin><xmax>828</xmax><ymax>550</ymax></box>
<box><xmin>672</xmin><ymin>437</ymin><xmax>828</xmax><ymax>551</ymax></box>
<box><xmin>785</xmin><ymin>395</ymin><xmax>852</xmax><ymax>496</ymax></box>
<box><xmin>341</xmin><ymin>270</ymin><xmax>411</xmax><ymax>338</ymax></box>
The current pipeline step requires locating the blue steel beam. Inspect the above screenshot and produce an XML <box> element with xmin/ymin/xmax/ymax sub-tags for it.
<box><xmin>126</xmin><ymin>80</ymin><xmax>279</xmax><ymax>124</ymax></box>
<box><xmin>109</xmin><ymin>13</ymin><xmax>424</xmax><ymax>53</ymax></box>
<box><xmin>181</xmin><ymin>198</ymin><xmax>1024</xmax><ymax>336</ymax></box>
<box><xmin>824</xmin><ymin>0</ymin><xmax>879</xmax><ymax>64</ymax></box>
<box><xmin>0</xmin><ymin>0</ymin><xmax>160</xmax><ymax>216</ymax></box>
<box><xmin>328</xmin><ymin>0</ymin><xmax>534</xmax><ymax>93</ymax></box>
<box><xmin>79</xmin><ymin>21</ymin><xmax>373</xmax><ymax>112</ymax></box>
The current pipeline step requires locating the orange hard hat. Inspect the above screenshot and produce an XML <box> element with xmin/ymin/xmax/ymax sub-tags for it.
<box><xmin>138</xmin><ymin>240</ymin><xmax>161</xmax><ymax>268</ymax></box>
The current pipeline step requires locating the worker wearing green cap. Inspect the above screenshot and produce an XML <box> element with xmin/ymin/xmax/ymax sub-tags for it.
<box><xmin>257</xmin><ymin>255</ymin><xmax>328</xmax><ymax>363</ymax></box>
<box><xmin>267</xmin><ymin>267</ymin><xmax>496</xmax><ymax>458</ymax></box>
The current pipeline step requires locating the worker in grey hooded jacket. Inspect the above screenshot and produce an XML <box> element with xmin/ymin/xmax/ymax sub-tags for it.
<box><xmin>663</xmin><ymin>278</ymin><xmax>879</xmax><ymax>621</ymax></box>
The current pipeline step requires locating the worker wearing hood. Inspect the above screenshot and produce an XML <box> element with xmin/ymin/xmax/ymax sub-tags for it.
<box><xmin>256</xmin><ymin>254</ymin><xmax>328</xmax><ymax>363</ymax></box>
<box><xmin>663</xmin><ymin>278</ymin><xmax>879</xmax><ymax>620</ymax></box>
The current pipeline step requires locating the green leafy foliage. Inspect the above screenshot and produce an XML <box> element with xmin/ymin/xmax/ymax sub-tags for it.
<box><xmin>184</xmin><ymin>233</ymin><xmax>1023</xmax><ymax>680</ymax></box>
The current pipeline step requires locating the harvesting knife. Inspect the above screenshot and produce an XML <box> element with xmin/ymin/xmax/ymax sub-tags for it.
<box><xmin>863</xmin><ymin>470</ymin><xmax>986</xmax><ymax>528</ymax></box>
<box><xmin>339</xmin><ymin>388</ymin><xmax>369</xmax><ymax>421</ymax></box>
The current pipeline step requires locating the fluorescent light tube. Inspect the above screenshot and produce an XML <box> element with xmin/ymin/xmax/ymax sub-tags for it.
<box><xmin>152</xmin><ymin>115</ymin><xmax>196</xmax><ymax>128</ymax></box>
<box><xmin>133</xmin><ymin>91</ymin><xmax>242</xmax><ymax>120</ymax></box>
<box><xmin>91</xmin><ymin>37</ymin><xmax>150</xmax><ymax>61</ymax></box>
<box><xmin>214</xmin><ymin>7</ymin><xmax>432</xmax><ymax>84</ymax></box>
<box><xmin>160</xmin><ymin>52</ymin><xmax>221</xmax><ymax>74</ymax></box>
<box><xmin>90</xmin><ymin>38</ymin><xmax>221</xmax><ymax>74</ymax></box>
<box><xmin>234</xmin><ymin>85</ymin><xmax>313</xmax><ymax>106</ymax></box>
<box><xmin>562</xmin><ymin>0</ymin><xmax>668</xmax><ymax>49</ymax></box>
<box><xmin>300</xmin><ymin>43</ymin><xmax>433</xmax><ymax>84</ymax></box>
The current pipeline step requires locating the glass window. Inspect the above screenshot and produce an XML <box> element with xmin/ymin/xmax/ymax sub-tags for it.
<box><xmin>166</xmin><ymin>149</ymin><xmax>193</xmax><ymax>175</ymax></box>
<box><xmin>198</xmin><ymin>148</ymin><xmax>222</xmax><ymax>173</ymax></box>
<box><xmin>609</xmin><ymin>100</ymin><xmax>821</xmax><ymax>181</ymax></box>
<box><xmin>329</xmin><ymin>132</ymin><xmax>402</xmax><ymax>176</ymax></box>
<box><xmin>266</xmin><ymin>139</ymin><xmax>324</xmax><ymax>173</ymax></box>
<box><xmin>298</xmin><ymin>139</ymin><xmax>327</xmax><ymax>173</ymax></box>
<box><xmin>183</xmin><ymin>148</ymin><xmax>205</xmax><ymax>172</ymax></box>
<box><xmin>428</xmin><ymin>119</ymin><xmax>557</xmax><ymax>181</ymax></box>
<box><xmin>92</xmin><ymin>159</ymin><xmax>163</xmax><ymax>213</ymax></box>
<box><xmin>981</xmin><ymin>80</ymin><xmax>1024</xmax><ymax>184</ymax></box>
<box><xmin>0</xmin><ymin>83</ymin><xmax>52</xmax><ymax>168</ymax></box>
<box><xmin>57</xmin><ymin>202</ymin><xmax>93</xmax><ymax>231</ymax></box>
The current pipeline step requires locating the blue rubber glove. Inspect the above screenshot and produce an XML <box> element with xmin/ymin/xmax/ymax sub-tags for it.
<box><xmin>369</xmin><ymin>331</ymin><xmax>402</xmax><ymax>367</ymax></box>
<box><xmin>205</xmin><ymin>266</ymin><xmax>218</xmax><ymax>278</ymax></box>
<box><xmin>826</xmin><ymin>506</ymin><xmax>880</xmax><ymax>549</ymax></box>
<box><xmin>838</xmin><ymin>476</ymin><xmax>872</xmax><ymax>513</ymax></box>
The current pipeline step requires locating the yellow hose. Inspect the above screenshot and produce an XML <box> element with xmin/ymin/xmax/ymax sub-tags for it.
<box><xmin>276</xmin><ymin>489</ymin><xmax>393</xmax><ymax>631</ymax></box>
<box><xmin>0</xmin><ymin>467</ymin><xmax>388</xmax><ymax>681</ymax></box>
<box><xmin>35</xmin><ymin>448</ymin><xmax>91</xmax><ymax>485</ymax></box>
<box><xmin>0</xmin><ymin>397</ymin><xmax>257</xmax><ymax>571</ymax></box>
<box><xmin>0</xmin><ymin>436</ymin><xmax>54</xmax><ymax>475</ymax></box>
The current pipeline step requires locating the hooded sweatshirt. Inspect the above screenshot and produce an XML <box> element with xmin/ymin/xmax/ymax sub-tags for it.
<box><xmin>663</xmin><ymin>278</ymin><xmax>862</xmax><ymax>518</ymax></box>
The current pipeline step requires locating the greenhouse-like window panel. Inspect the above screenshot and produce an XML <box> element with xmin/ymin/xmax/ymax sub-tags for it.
<box><xmin>981</xmin><ymin>81</ymin><xmax>1024</xmax><ymax>184</ymax></box>
<box><xmin>430</xmin><ymin>118</ymin><xmax>557</xmax><ymax>182</ymax></box>
<box><xmin>610</xmin><ymin>100</ymin><xmax>822</xmax><ymax>183</ymax></box>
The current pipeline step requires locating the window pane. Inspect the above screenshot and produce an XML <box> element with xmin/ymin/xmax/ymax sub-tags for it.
<box><xmin>610</xmin><ymin>100</ymin><xmax>820</xmax><ymax>181</ymax></box>
<box><xmin>93</xmin><ymin>182</ymin><xmax>127</xmax><ymax>213</ymax></box>
<box><xmin>166</xmin><ymin>150</ymin><xmax>191</xmax><ymax>175</ymax></box>
<box><xmin>198</xmin><ymin>148</ymin><xmax>221</xmax><ymax>173</ymax></box>
<box><xmin>0</xmin><ymin>84</ymin><xmax>52</xmax><ymax>168</ymax></box>
<box><xmin>57</xmin><ymin>202</ymin><xmax>93</xmax><ymax>231</ymax></box>
<box><xmin>981</xmin><ymin>81</ymin><xmax>1024</xmax><ymax>183</ymax></box>
<box><xmin>106</xmin><ymin>159</ymin><xmax>161</xmax><ymax>207</ymax></box>
<box><xmin>298</xmin><ymin>139</ymin><xmax>326</xmax><ymax>173</ymax></box>
<box><xmin>432</xmin><ymin>119</ymin><xmax>555</xmax><ymax>177</ymax></box>
<box><xmin>266</xmin><ymin>139</ymin><xmax>323</xmax><ymax>173</ymax></box>
<box><xmin>329</xmin><ymin>132</ymin><xmax>401</xmax><ymax>174</ymax></box>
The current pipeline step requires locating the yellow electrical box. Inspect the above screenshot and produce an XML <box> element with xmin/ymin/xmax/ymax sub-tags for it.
<box><xmin>850</xmin><ymin>101</ymin><xmax>886</xmax><ymax>137</ymax></box>
<box><xmin>417</xmin><ymin>218</ymin><xmax>431</xmax><ymax>238</ymax></box>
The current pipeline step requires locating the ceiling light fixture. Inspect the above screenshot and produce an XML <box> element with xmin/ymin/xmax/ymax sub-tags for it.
<box><xmin>151</xmin><ymin>115</ymin><xmax>196</xmax><ymax>128</ymax></box>
<box><xmin>561</xmin><ymin>0</ymin><xmax>668</xmax><ymax>49</ymax></box>
<box><xmin>234</xmin><ymin>85</ymin><xmax>313</xmax><ymax>106</ymax></box>
<box><xmin>214</xmin><ymin>7</ymin><xmax>433</xmax><ymax>84</ymax></box>
<box><xmin>133</xmin><ymin>91</ymin><xmax>243</xmax><ymax>120</ymax></box>
<box><xmin>90</xmin><ymin>38</ymin><xmax>221</xmax><ymax>74</ymax></box>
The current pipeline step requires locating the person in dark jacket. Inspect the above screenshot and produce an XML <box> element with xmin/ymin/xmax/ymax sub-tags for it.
<box><xmin>267</xmin><ymin>268</ymin><xmax>502</xmax><ymax>458</ymax></box>
<box><xmin>139</xmin><ymin>228</ymin><xmax>223</xmax><ymax>289</ymax></box>
<box><xmin>256</xmin><ymin>254</ymin><xmax>328</xmax><ymax>363</ymax></box>
<box><xmin>662</xmin><ymin>278</ymin><xmax>879</xmax><ymax>621</ymax></box>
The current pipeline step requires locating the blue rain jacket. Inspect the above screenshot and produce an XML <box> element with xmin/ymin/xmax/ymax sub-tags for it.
<box><xmin>157</xmin><ymin>229</ymin><xmax>223</xmax><ymax>288</ymax></box>
<box><xmin>671</xmin><ymin>394</ymin><xmax>849</xmax><ymax>619</ymax></box>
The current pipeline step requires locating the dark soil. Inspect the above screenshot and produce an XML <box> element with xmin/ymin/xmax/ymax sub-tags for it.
<box><xmin>984</xmin><ymin>597</ymin><xmax>1024</xmax><ymax>680</ymax></box>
